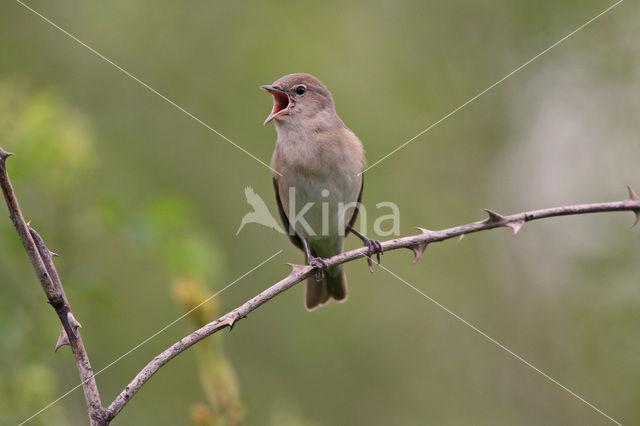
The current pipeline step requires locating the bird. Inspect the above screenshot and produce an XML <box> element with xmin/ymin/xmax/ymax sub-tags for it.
<box><xmin>261</xmin><ymin>73</ymin><xmax>382</xmax><ymax>310</ymax></box>
<box><xmin>236</xmin><ymin>186</ymin><xmax>285</xmax><ymax>235</ymax></box>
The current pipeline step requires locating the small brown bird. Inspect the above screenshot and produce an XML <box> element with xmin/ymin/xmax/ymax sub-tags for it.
<box><xmin>261</xmin><ymin>73</ymin><xmax>382</xmax><ymax>310</ymax></box>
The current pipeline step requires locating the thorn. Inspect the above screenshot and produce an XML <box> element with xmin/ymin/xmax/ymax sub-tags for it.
<box><xmin>54</xmin><ymin>328</ymin><xmax>69</xmax><ymax>353</ymax></box>
<box><xmin>285</xmin><ymin>263</ymin><xmax>308</xmax><ymax>274</ymax></box>
<box><xmin>223</xmin><ymin>315</ymin><xmax>241</xmax><ymax>331</ymax></box>
<box><xmin>410</xmin><ymin>227</ymin><xmax>434</xmax><ymax>264</ymax></box>
<box><xmin>26</xmin><ymin>220</ymin><xmax>32</xmax><ymax>227</ymax></box>
<box><xmin>458</xmin><ymin>234</ymin><xmax>465</xmax><ymax>241</ymax></box>
<box><xmin>416</xmin><ymin>227</ymin><xmax>433</xmax><ymax>235</ymax></box>
<box><xmin>67</xmin><ymin>312</ymin><xmax>82</xmax><ymax>337</ymax></box>
<box><xmin>628</xmin><ymin>186</ymin><xmax>640</xmax><ymax>227</ymax></box>
<box><xmin>49</xmin><ymin>250</ymin><xmax>59</xmax><ymax>258</ymax></box>
<box><xmin>484</xmin><ymin>209</ymin><xmax>505</xmax><ymax>224</ymax></box>
<box><xmin>227</xmin><ymin>319</ymin><xmax>236</xmax><ymax>331</ymax></box>
<box><xmin>410</xmin><ymin>242</ymin><xmax>428</xmax><ymax>264</ymax></box>
<box><xmin>0</xmin><ymin>148</ymin><xmax>14</xmax><ymax>162</ymax></box>
<box><xmin>506</xmin><ymin>219</ymin><xmax>525</xmax><ymax>235</ymax></box>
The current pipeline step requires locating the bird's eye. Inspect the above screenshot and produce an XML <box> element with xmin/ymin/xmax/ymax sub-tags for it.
<box><xmin>295</xmin><ymin>85</ymin><xmax>306</xmax><ymax>95</ymax></box>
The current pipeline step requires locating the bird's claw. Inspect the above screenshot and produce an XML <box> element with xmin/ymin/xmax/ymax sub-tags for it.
<box><xmin>308</xmin><ymin>256</ymin><xmax>329</xmax><ymax>282</ymax></box>
<box><xmin>363</xmin><ymin>238</ymin><xmax>383</xmax><ymax>272</ymax></box>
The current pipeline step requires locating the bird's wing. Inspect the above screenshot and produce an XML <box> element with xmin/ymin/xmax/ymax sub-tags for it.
<box><xmin>273</xmin><ymin>177</ymin><xmax>304</xmax><ymax>251</ymax></box>
<box><xmin>345</xmin><ymin>175</ymin><xmax>364</xmax><ymax>236</ymax></box>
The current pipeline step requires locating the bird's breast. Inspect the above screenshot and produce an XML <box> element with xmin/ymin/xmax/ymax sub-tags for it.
<box><xmin>272</xmin><ymin>129</ymin><xmax>363</xmax><ymax>240</ymax></box>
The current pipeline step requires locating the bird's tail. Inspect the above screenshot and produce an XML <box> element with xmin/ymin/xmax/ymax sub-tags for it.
<box><xmin>305</xmin><ymin>264</ymin><xmax>347</xmax><ymax>311</ymax></box>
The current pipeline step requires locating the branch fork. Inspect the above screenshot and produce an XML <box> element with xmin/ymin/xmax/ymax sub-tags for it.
<box><xmin>1</xmin><ymin>145</ymin><xmax>638</xmax><ymax>424</ymax></box>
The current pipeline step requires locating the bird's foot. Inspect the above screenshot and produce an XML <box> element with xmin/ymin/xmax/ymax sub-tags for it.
<box><xmin>346</xmin><ymin>225</ymin><xmax>384</xmax><ymax>272</ymax></box>
<box><xmin>362</xmin><ymin>237</ymin><xmax>383</xmax><ymax>272</ymax></box>
<box><xmin>308</xmin><ymin>256</ymin><xmax>329</xmax><ymax>282</ymax></box>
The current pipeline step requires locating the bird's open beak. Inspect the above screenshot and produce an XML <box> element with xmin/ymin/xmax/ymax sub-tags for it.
<box><xmin>260</xmin><ymin>85</ymin><xmax>290</xmax><ymax>125</ymax></box>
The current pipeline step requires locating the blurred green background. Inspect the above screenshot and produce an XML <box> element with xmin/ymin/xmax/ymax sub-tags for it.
<box><xmin>1</xmin><ymin>0</ymin><xmax>639</xmax><ymax>424</ymax></box>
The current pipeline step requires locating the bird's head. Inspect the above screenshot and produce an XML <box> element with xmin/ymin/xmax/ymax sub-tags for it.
<box><xmin>260</xmin><ymin>73</ymin><xmax>336</xmax><ymax>126</ymax></box>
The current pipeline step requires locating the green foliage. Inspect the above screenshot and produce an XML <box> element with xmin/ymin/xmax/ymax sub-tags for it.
<box><xmin>0</xmin><ymin>78</ymin><xmax>240</xmax><ymax>424</ymax></box>
<box><xmin>173</xmin><ymin>279</ymin><xmax>243</xmax><ymax>426</ymax></box>
<box><xmin>139</xmin><ymin>195</ymin><xmax>243</xmax><ymax>425</ymax></box>
<box><xmin>0</xmin><ymin>81</ymin><xmax>94</xmax><ymax>192</ymax></box>
<box><xmin>0</xmin><ymin>79</ymin><xmax>96</xmax><ymax>425</ymax></box>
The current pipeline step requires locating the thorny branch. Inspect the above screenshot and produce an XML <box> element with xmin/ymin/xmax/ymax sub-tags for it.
<box><xmin>106</xmin><ymin>188</ymin><xmax>640</xmax><ymax>419</ymax></box>
<box><xmin>0</xmin><ymin>148</ymin><xmax>108</xmax><ymax>425</ymax></box>
<box><xmin>1</xmin><ymin>145</ymin><xmax>639</xmax><ymax>423</ymax></box>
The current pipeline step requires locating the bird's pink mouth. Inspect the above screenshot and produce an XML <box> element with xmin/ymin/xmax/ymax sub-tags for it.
<box><xmin>260</xmin><ymin>85</ymin><xmax>290</xmax><ymax>124</ymax></box>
